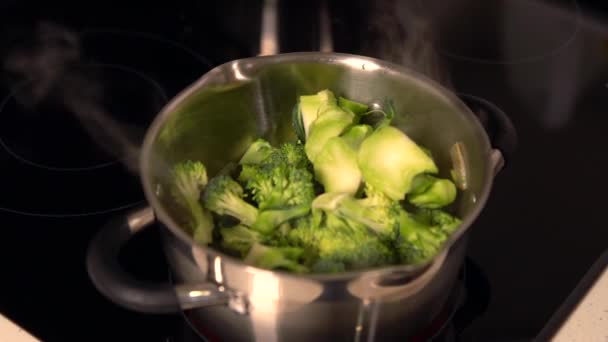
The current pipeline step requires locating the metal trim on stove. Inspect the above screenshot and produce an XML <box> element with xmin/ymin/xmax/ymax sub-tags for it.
<box><xmin>535</xmin><ymin>249</ymin><xmax>608</xmax><ymax>341</ymax></box>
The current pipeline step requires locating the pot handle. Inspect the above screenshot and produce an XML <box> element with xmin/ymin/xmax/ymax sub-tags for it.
<box><xmin>86</xmin><ymin>206</ymin><xmax>229</xmax><ymax>313</ymax></box>
<box><xmin>458</xmin><ymin>93</ymin><xmax>518</xmax><ymax>174</ymax></box>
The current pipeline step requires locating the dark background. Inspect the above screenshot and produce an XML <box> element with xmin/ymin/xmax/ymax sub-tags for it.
<box><xmin>0</xmin><ymin>0</ymin><xmax>607</xmax><ymax>341</ymax></box>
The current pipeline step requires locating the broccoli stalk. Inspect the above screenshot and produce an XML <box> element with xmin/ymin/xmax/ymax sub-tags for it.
<box><xmin>203</xmin><ymin>175</ymin><xmax>258</xmax><ymax>226</ymax></box>
<box><xmin>340</xmin><ymin>124</ymin><xmax>373</xmax><ymax>150</ymax></box>
<box><xmin>313</xmin><ymin>136</ymin><xmax>362</xmax><ymax>195</ymax></box>
<box><xmin>239</xmin><ymin>138</ymin><xmax>274</xmax><ymax>165</ymax></box>
<box><xmin>312</xmin><ymin>124</ymin><xmax>373</xmax><ymax>195</ymax></box>
<box><xmin>338</xmin><ymin>96</ymin><xmax>369</xmax><ymax>116</ymax></box>
<box><xmin>244</xmin><ymin>243</ymin><xmax>309</xmax><ymax>273</ymax></box>
<box><xmin>170</xmin><ymin>160</ymin><xmax>214</xmax><ymax>245</ymax></box>
<box><xmin>220</xmin><ymin>224</ymin><xmax>261</xmax><ymax>257</ymax></box>
<box><xmin>408</xmin><ymin>174</ymin><xmax>457</xmax><ymax>209</ymax></box>
<box><xmin>295</xmin><ymin>89</ymin><xmax>338</xmax><ymax>141</ymax></box>
<box><xmin>304</xmin><ymin>97</ymin><xmax>356</xmax><ymax>161</ymax></box>
<box><xmin>251</xmin><ymin>203</ymin><xmax>311</xmax><ymax>234</ymax></box>
<box><xmin>358</xmin><ymin>125</ymin><xmax>438</xmax><ymax>201</ymax></box>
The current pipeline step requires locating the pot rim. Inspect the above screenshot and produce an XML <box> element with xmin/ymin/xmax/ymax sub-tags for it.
<box><xmin>140</xmin><ymin>51</ymin><xmax>495</xmax><ymax>282</ymax></box>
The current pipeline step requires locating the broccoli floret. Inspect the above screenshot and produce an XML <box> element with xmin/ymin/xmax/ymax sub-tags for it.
<box><xmin>318</xmin><ymin>214</ymin><xmax>395</xmax><ymax>270</ymax></box>
<box><xmin>358</xmin><ymin>126</ymin><xmax>438</xmax><ymax>201</ymax></box>
<box><xmin>244</xmin><ymin>143</ymin><xmax>315</xmax><ymax>210</ymax></box>
<box><xmin>202</xmin><ymin>175</ymin><xmax>258</xmax><ymax>226</ymax></box>
<box><xmin>251</xmin><ymin>203</ymin><xmax>311</xmax><ymax>234</ymax></box>
<box><xmin>238</xmin><ymin>163</ymin><xmax>259</xmax><ymax>184</ymax></box>
<box><xmin>265</xmin><ymin>222</ymin><xmax>293</xmax><ymax>247</ymax></box>
<box><xmin>170</xmin><ymin>160</ymin><xmax>214</xmax><ymax>245</ymax></box>
<box><xmin>171</xmin><ymin>161</ymin><xmax>208</xmax><ymax>203</ymax></box>
<box><xmin>220</xmin><ymin>224</ymin><xmax>261</xmax><ymax>257</ymax></box>
<box><xmin>311</xmin><ymin>190</ymin><xmax>399</xmax><ymax>240</ymax></box>
<box><xmin>238</xmin><ymin>139</ymin><xmax>276</xmax><ymax>184</ymax></box>
<box><xmin>247</xmin><ymin>167</ymin><xmax>315</xmax><ymax>210</ymax></box>
<box><xmin>202</xmin><ymin>90</ymin><xmax>464</xmax><ymax>274</ymax></box>
<box><xmin>411</xmin><ymin>208</ymin><xmax>462</xmax><ymax>235</ymax></box>
<box><xmin>288</xmin><ymin>212</ymin><xmax>395</xmax><ymax>272</ymax></box>
<box><xmin>244</xmin><ymin>242</ymin><xmax>309</xmax><ymax>273</ymax></box>
<box><xmin>395</xmin><ymin>210</ymin><xmax>453</xmax><ymax>264</ymax></box>
<box><xmin>408</xmin><ymin>175</ymin><xmax>457</xmax><ymax>209</ymax></box>
<box><xmin>279</xmin><ymin>141</ymin><xmax>310</xmax><ymax>170</ymax></box>
<box><xmin>359</xmin><ymin>183</ymin><xmax>393</xmax><ymax>207</ymax></box>
<box><xmin>239</xmin><ymin>138</ymin><xmax>274</xmax><ymax>165</ymax></box>
<box><xmin>311</xmin><ymin>188</ymin><xmax>458</xmax><ymax>266</ymax></box>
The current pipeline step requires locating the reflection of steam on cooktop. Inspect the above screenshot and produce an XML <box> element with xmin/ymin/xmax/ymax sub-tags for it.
<box><xmin>416</xmin><ymin>0</ymin><xmax>581</xmax><ymax>64</ymax></box>
<box><xmin>0</xmin><ymin>23</ymin><xmax>213</xmax><ymax>216</ymax></box>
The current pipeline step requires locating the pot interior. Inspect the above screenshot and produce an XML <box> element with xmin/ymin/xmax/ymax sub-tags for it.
<box><xmin>142</xmin><ymin>53</ymin><xmax>493</xmax><ymax>270</ymax></box>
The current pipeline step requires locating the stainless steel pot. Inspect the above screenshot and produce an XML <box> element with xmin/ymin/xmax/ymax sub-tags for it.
<box><xmin>86</xmin><ymin>52</ymin><xmax>516</xmax><ymax>341</ymax></box>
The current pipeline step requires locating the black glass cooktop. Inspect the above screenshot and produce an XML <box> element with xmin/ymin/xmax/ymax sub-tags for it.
<box><xmin>1</xmin><ymin>1</ymin><xmax>607</xmax><ymax>341</ymax></box>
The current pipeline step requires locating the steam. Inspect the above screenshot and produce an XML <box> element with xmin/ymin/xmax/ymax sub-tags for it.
<box><xmin>1</xmin><ymin>21</ymin><xmax>145</xmax><ymax>173</ymax></box>
<box><xmin>362</xmin><ymin>0</ymin><xmax>451</xmax><ymax>87</ymax></box>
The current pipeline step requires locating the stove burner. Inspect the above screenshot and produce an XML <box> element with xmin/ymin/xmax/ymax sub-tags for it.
<box><xmin>0</xmin><ymin>63</ymin><xmax>166</xmax><ymax>171</ymax></box>
<box><xmin>0</xmin><ymin>25</ymin><xmax>213</xmax><ymax>217</ymax></box>
<box><xmin>416</xmin><ymin>0</ymin><xmax>581</xmax><ymax>64</ymax></box>
<box><xmin>79</xmin><ymin>29</ymin><xmax>213</xmax><ymax>97</ymax></box>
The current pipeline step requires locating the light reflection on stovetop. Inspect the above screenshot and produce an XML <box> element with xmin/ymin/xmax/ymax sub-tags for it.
<box><xmin>0</xmin><ymin>25</ymin><xmax>213</xmax><ymax>217</ymax></box>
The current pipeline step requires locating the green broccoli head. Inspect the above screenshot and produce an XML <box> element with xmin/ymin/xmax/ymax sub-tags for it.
<box><xmin>220</xmin><ymin>225</ymin><xmax>261</xmax><ymax>257</ymax></box>
<box><xmin>411</xmin><ymin>208</ymin><xmax>462</xmax><ymax>235</ymax></box>
<box><xmin>244</xmin><ymin>143</ymin><xmax>315</xmax><ymax>210</ymax></box>
<box><xmin>170</xmin><ymin>160</ymin><xmax>213</xmax><ymax>245</ymax></box>
<box><xmin>202</xmin><ymin>175</ymin><xmax>258</xmax><ymax>226</ymax></box>
<box><xmin>394</xmin><ymin>209</ymin><xmax>451</xmax><ymax>264</ymax></box>
<box><xmin>288</xmin><ymin>212</ymin><xmax>396</xmax><ymax>272</ymax></box>
<box><xmin>279</xmin><ymin>142</ymin><xmax>310</xmax><ymax>170</ymax></box>
<box><xmin>170</xmin><ymin>160</ymin><xmax>208</xmax><ymax>207</ymax></box>
<box><xmin>244</xmin><ymin>243</ymin><xmax>309</xmax><ymax>273</ymax></box>
<box><xmin>238</xmin><ymin>163</ymin><xmax>258</xmax><ymax>184</ymax></box>
<box><xmin>360</xmin><ymin>183</ymin><xmax>393</xmax><ymax>207</ymax></box>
